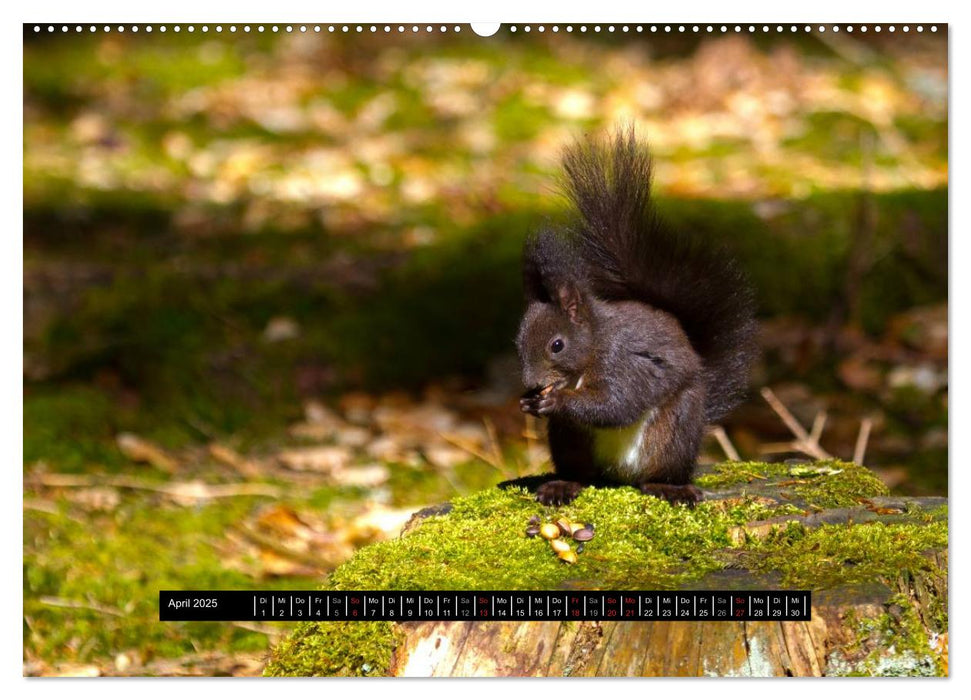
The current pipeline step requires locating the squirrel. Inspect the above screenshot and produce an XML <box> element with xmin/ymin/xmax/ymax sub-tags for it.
<box><xmin>516</xmin><ymin>128</ymin><xmax>758</xmax><ymax>507</ymax></box>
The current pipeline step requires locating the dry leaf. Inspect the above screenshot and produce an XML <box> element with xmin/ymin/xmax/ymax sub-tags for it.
<box><xmin>116</xmin><ymin>433</ymin><xmax>178</xmax><ymax>473</ymax></box>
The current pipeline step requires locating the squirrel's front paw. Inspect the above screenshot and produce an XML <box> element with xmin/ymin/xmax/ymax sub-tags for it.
<box><xmin>520</xmin><ymin>387</ymin><xmax>560</xmax><ymax>416</ymax></box>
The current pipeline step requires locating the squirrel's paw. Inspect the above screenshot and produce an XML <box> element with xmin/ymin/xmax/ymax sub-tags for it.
<box><xmin>536</xmin><ymin>479</ymin><xmax>585</xmax><ymax>506</ymax></box>
<box><xmin>638</xmin><ymin>483</ymin><xmax>703</xmax><ymax>507</ymax></box>
<box><xmin>520</xmin><ymin>391</ymin><xmax>559</xmax><ymax>416</ymax></box>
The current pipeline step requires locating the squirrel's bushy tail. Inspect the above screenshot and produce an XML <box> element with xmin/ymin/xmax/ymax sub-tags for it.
<box><xmin>561</xmin><ymin>128</ymin><xmax>758</xmax><ymax>422</ymax></box>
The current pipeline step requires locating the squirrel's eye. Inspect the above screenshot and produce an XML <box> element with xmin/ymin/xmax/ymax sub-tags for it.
<box><xmin>550</xmin><ymin>338</ymin><xmax>565</xmax><ymax>354</ymax></box>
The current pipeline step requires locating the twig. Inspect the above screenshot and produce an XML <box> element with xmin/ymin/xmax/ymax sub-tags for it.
<box><xmin>809</xmin><ymin>411</ymin><xmax>828</xmax><ymax>444</ymax></box>
<box><xmin>438</xmin><ymin>432</ymin><xmax>504</xmax><ymax>472</ymax></box>
<box><xmin>38</xmin><ymin>596</ymin><xmax>124</xmax><ymax>617</ymax></box>
<box><xmin>760</xmin><ymin>387</ymin><xmax>833</xmax><ymax>460</ymax></box>
<box><xmin>482</xmin><ymin>417</ymin><xmax>507</xmax><ymax>473</ymax></box>
<box><xmin>709</xmin><ymin>425</ymin><xmax>740</xmax><ymax>462</ymax></box>
<box><xmin>26</xmin><ymin>473</ymin><xmax>282</xmax><ymax>500</ymax></box>
<box><xmin>853</xmin><ymin>417</ymin><xmax>874</xmax><ymax>465</ymax></box>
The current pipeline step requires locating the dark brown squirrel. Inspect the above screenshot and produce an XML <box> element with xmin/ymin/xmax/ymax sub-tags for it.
<box><xmin>516</xmin><ymin>129</ymin><xmax>758</xmax><ymax>507</ymax></box>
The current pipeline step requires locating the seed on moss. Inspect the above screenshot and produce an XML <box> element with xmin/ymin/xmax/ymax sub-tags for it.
<box><xmin>573</xmin><ymin>527</ymin><xmax>594</xmax><ymax>542</ymax></box>
<box><xmin>558</xmin><ymin>550</ymin><xmax>578</xmax><ymax>564</ymax></box>
<box><xmin>540</xmin><ymin>523</ymin><xmax>560</xmax><ymax>540</ymax></box>
<box><xmin>525</xmin><ymin>526</ymin><xmax>540</xmax><ymax>537</ymax></box>
<box><xmin>556</xmin><ymin>518</ymin><xmax>572</xmax><ymax>536</ymax></box>
<box><xmin>550</xmin><ymin>539</ymin><xmax>571</xmax><ymax>554</ymax></box>
<box><xmin>570</xmin><ymin>522</ymin><xmax>585</xmax><ymax>534</ymax></box>
<box><xmin>576</xmin><ymin>542</ymin><xmax>585</xmax><ymax>554</ymax></box>
<box><xmin>528</xmin><ymin>515</ymin><xmax>541</xmax><ymax>526</ymax></box>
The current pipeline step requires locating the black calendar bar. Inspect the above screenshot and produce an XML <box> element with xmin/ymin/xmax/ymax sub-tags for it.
<box><xmin>159</xmin><ymin>590</ymin><xmax>811</xmax><ymax>622</ymax></box>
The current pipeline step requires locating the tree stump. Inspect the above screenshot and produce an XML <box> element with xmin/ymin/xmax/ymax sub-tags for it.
<box><xmin>265</xmin><ymin>460</ymin><xmax>947</xmax><ymax>677</ymax></box>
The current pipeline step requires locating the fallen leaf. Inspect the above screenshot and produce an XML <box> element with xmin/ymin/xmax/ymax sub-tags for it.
<box><xmin>116</xmin><ymin>433</ymin><xmax>178</xmax><ymax>473</ymax></box>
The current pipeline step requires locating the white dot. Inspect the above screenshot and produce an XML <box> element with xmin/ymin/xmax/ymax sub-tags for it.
<box><xmin>904</xmin><ymin>26</ymin><xmax>910</xmax><ymax>32</ymax></box>
<box><xmin>889</xmin><ymin>26</ymin><xmax>896</xmax><ymax>32</ymax></box>
<box><xmin>215</xmin><ymin>26</ymin><xmax>222</xmax><ymax>32</ymax></box>
<box><xmin>454</xmin><ymin>26</ymin><xmax>461</xmax><ymax>32</ymax></box>
<box><xmin>861</xmin><ymin>26</ymin><xmax>868</xmax><ymax>33</ymax></box>
<box><xmin>918</xmin><ymin>26</ymin><xmax>924</xmax><ymax>32</ymax></box>
<box><xmin>932</xmin><ymin>26</ymin><xmax>938</xmax><ymax>32</ymax></box>
<box><xmin>118</xmin><ymin>26</ymin><xmax>124</xmax><ymax>32</ymax></box>
<box><xmin>818</xmin><ymin>26</ymin><xmax>826</xmax><ymax>32</ymax></box>
<box><xmin>847</xmin><ymin>26</ymin><xmax>854</xmax><ymax>33</ymax></box>
<box><xmin>525</xmin><ymin>26</ymin><xmax>531</xmax><ymax>32</ymax></box>
<box><xmin>678</xmin><ymin>25</ymin><xmax>685</xmax><ymax>32</ymax></box>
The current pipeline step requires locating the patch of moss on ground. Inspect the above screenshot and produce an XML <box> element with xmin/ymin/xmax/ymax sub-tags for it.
<box><xmin>23</xmin><ymin>493</ymin><xmax>320</xmax><ymax>668</ymax></box>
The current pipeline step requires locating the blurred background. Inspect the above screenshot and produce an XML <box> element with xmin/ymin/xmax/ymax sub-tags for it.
<box><xmin>24</xmin><ymin>25</ymin><xmax>947</xmax><ymax>675</ymax></box>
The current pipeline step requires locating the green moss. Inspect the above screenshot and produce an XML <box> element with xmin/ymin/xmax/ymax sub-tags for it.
<box><xmin>264</xmin><ymin>620</ymin><xmax>400</xmax><ymax>677</ymax></box>
<box><xmin>829</xmin><ymin>595</ymin><xmax>945</xmax><ymax>677</ymax></box>
<box><xmin>752</xmin><ymin>520</ymin><xmax>947</xmax><ymax>589</ymax></box>
<box><xmin>267</xmin><ymin>461</ymin><xmax>946</xmax><ymax>676</ymax></box>
<box><xmin>697</xmin><ymin>459</ymin><xmax>889</xmax><ymax>509</ymax></box>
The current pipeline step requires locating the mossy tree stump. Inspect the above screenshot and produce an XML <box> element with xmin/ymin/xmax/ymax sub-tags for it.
<box><xmin>266</xmin><ymin>460</ymin><xmax>947</xmax><ymax>677</ymax></box>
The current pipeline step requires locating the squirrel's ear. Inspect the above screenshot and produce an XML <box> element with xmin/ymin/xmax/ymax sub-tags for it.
<box><xmin>557</xmin><ymin>283</ymin><xmax>584</xmax><ymax>324</ymax></box>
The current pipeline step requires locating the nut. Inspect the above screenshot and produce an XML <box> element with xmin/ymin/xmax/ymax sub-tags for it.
<box><xmin>572</xmin><ymin>527</ymin><xmax>594</xmax><ymax>542</ymax></box>
<box><xmin>540</xmin><ymin>523</ymin><xmax>561</xmax><ymax>540</ymax></box>
<box><xmin>558</xmin><ymin>550</ymin><xmax>578</xmax><ymax>564</ymax></box>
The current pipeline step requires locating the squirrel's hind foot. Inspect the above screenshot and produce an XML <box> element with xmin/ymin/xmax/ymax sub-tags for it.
<box><xmin>638</xmin><ymin>482</ymin><xmax>703</xmax><ymax>507</ymax></box>
<box><xmin>536</xmin><ymin>480</ymin><xmax>585</xmax><ymax>506</ymax></box>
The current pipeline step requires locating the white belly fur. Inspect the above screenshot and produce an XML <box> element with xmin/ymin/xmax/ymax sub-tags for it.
<box><xmin>591</xmin><ymin>409</ymin><xmax>657</xmax><ymax>481</ymax></box>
